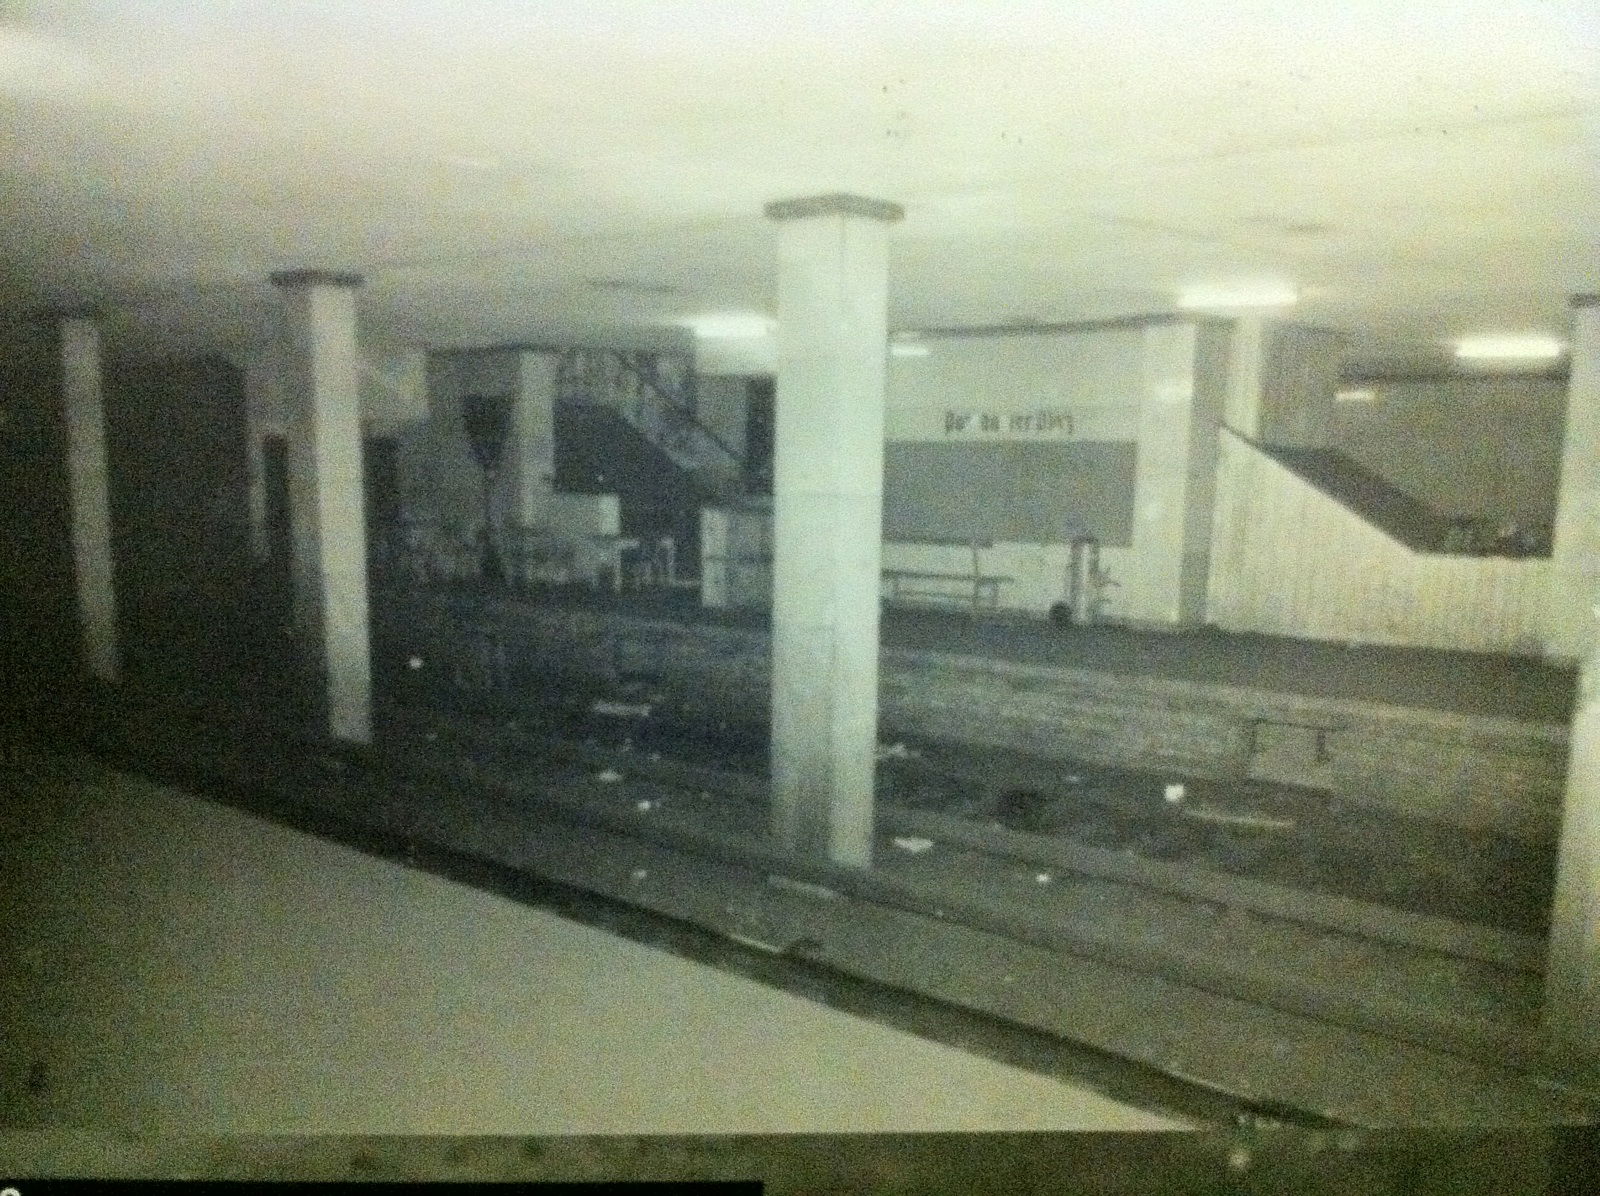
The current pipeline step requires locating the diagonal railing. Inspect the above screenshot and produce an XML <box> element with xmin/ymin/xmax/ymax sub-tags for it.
<box><xmin>555</xmin><ymin>348</ymin><xmax>745</xmax><ymax>498</ymax></box>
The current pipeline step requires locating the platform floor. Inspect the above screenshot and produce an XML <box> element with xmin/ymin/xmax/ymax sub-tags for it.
<box><xmin>0</xmin><ymin>742</ymin><xmax>1182</xmax><ymax>1135</ymax></box>
<box><xmin>458</xmin><ymin>584</ymin><xmax>1576</xmax><ymax>725</ymax></box>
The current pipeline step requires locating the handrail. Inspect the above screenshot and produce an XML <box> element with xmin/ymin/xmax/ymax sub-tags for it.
<box><xmin>556</xmin><ymin>348</ymin><xmax>745</xmax><ymax>476</ymax></box>
<box><xmin>1220</xmin><ymin>425</ymin><xmax>1553</xmax><ymax>560</ymax></box>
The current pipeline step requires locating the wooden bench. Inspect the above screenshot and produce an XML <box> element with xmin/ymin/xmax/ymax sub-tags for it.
<box><xmin>881</xmin><ymin>539</ymin><xmax>1013</xmax><ymax>614</ymax></box>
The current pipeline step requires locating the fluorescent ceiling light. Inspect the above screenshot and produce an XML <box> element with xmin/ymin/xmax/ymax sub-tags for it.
<box><xmin>1176</xmin><ymin>282</ymin><xmax>1299</xmax><ymax>311</ymax></box>
<box><xmin>682</xmin><ymin>312</ymin><xmax>775</xmax><ymax>339</ymax></box>
<box><xmin>1453</xmin><ymin>335</ymin><xmax>1565</xmax><ymax>361</ymax></box>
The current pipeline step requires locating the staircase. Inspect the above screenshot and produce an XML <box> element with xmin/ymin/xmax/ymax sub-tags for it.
<box><xmin>554</xmin><ymin>400</ymin><xmax>712</xmax><ymax>574</ymax></box>
<box><xmin>1261</xmin><ymin>444</ymin><xmax>1455</xmax><ymax>553</ymax></box>
<box><xmin>555</xmin><ymin>349</ymin><xmax>745</xmax><ymax>501</ymax></box>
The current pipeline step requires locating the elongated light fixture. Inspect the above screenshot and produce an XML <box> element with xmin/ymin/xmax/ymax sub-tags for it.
<box><xmin>1176</xmin><ymin>281</ymin><xmax>1299</xmax><ymax>311</ymax></box>
<box><xmin>1453</xmin><ymin>335</ymin><xmax>1565</xmax><ymax>361</ymax></box>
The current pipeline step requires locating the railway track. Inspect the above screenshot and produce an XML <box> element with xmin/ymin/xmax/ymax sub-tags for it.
<box><xmin>21</xmin><ymin>678</ymin><xmax>1600</xmax><ymax>1126</ymax></box>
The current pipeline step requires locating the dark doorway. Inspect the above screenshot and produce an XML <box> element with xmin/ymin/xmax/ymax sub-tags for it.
<box><xmin>745</xmin><ymin>377</ymin><xmax>775</xmax><ymax>494</ymax></box>
<box><xmin>362</xmin><ymin>435</ymin><xmax>401</xmax><ymax>530</ymax></box>
<box><xmin>263</xmin><ymin>435</ymin><xmax>291</xmax><ymax>564</ymax></box>
<box><xmin>0</xmin><ymin>315</ymin><xmax>77</xmax><ymax>688</ymax></box>
<box><xmin>362</xmin><ymin>434</ymin><xmax>402</xmax><ymax>576</ymax></box>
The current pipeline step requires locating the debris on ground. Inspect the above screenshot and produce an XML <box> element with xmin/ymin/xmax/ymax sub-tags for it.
<box><xmin>596</xmin><ymin>768</ymin><xmax>623</xmax><ymax>783</ymax></box>
<box><xmin>630</xmin><ymin>868</ymin><xmax>649</xmax><ymax>881</ymax></box>
<box><xmin>635</xmin><ymin>798</ymin><xmax>654</xmax><ymax>811</ymax></box>
<box><xmin>1180</xmin><ymin>806</ymin><xmax>1297</xmax><ymax>831</ymax></box>
<box><xmin>876</xmin><ymin>741</ymin><xmax>921</xmax><ymax>761</ymax></box>
<box><xmin>592</xmin><ymin>699</ymin><xmax>652</xmax><ymax>718</ymax></box>
<box><xmin>892</xmin><ymin>836</ymin><xmax>935</xmax><ymax>854</ymax></box>
<box><xmin>1163</xmin><ymin>782</ymin><xmax>1187</xmax><ymax>804</ymax></box>
<box><xmin>726</xmin><ymin>932</ymin><xmax>783</xmax><ymax>954</ymax></box>
<box><xmin>1034</xmin><ymin>872</ymin><xmax>1053</xmax><ymax>884</ymax></box>
<box><xmin>407</xmin><ymin>656</ymin><xmax>425</xmax><ymax>670</ymax></box>
<box><xmin>767</xmin><ymin>875</ymin><xmax>842</xmax><ymax>900</ymax></box>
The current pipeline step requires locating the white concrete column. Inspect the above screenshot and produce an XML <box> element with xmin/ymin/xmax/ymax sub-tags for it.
<box><xmin>59</xmin><ymin>313</ymin><xmax>119</xmax><ymax>683</ymax></box>
<box><xmin>1548</xmin><ymin>294</ymin><xmax>1600</xmax><ymax>1060</ymax></box>
<box><xmin>270</xmin><ymin>269</ymin><xmax>372</xmax><ymax>743</ymax></box>
<box><xmin>764</xmin><ymin>193</ymin><xmax>902</xmax><ymax>867</ymax></box>
<box><xmin>1123</xmin><ymin>321</ymin><xmax>1227</xmax><ymax>625</ymax></box>
<box><xmin>1223</xmin><ymin>317</ymin><xmax>1342</xmax><ymax>448</ymax></box>
<box><xmin>1548</xmin><ymin>297</ymin><xmax>1600</xmax><ymax>661</ymax></box>
<box><xmin>1223</xmin><ymin>317</ymin><xmax>1268</xmax><ymax>440</ymax></box>
<box><xmin>514</xmin><ymin>350</ymin><xmax>558</xmax><ymax>528</ymax></box>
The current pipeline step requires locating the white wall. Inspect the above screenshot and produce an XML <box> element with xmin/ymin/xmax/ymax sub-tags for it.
<box><xmin>876</xmin><ymin>324</ymin><xmax>1173</xmax><ymax>620</ymax></box>
<box><xmin>886</xmin><ymin>327</ymin><xmax>1145</xmax><ymax>442</ymax></box>
<box><xmin>1207</xmin><ymin>429</ymin><xmax>1551</xmax><ymax>654</ymax></box>
<box><xmin>1226</xmin><ymin>319</ymin><xmax>1343</xmax><ymax>448</ymax></box>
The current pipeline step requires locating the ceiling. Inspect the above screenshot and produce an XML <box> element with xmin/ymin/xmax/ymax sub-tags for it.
<box><xmin>2</xmin><ymin>0</ymin><xmax>1597</xmax><ymax>376</ymax></box>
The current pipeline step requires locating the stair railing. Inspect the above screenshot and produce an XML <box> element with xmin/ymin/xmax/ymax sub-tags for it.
<box><xmin>555</xmin><ymin>348</ymin><xmax>745</xmax><ymax>495</ymax></box>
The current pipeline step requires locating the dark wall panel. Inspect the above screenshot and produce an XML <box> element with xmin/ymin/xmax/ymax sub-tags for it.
<box><xmin>0</xmin><ymin>313</ymin><xmax>78</xmax><ymax>689</ymax></box>
<box><xmin>882</xmin><ymin>440</ymin><xmax>1137</xmax><ymax>545</ymax></box>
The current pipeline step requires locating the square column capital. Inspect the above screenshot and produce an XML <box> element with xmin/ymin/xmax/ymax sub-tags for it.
<box><xmin>270</xmin><ymin>268</ymin><xmax>365</xmax><ymax>290</ymax></box>
<box><xmin>55</xmin><ymin>306</ymin><xmax>105</xmax><ymax>325</ymax></box>
<box><xmin>764</xmin><ymin>193</ymin><xmax>904</xmax><ymax>223</ymax></box>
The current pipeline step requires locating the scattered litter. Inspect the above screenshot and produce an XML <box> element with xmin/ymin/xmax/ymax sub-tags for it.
<box><xmin>1163</xmin><ymin>783</ymin><xmax>1187</xmax><ymax>804</ymax></box>
<box><xmin>726</xmin><ymin>932</ymin><xmax>783</xmax><ymax>954</ymax></box>
<box><xmin>1181</xmin><ymin>807</ymin><xmax>1296</xmax><ymax>831</ymax></box>
<box><xmin>592</xmin><ymin>700</ymin><xmax>652</xmax><ymax>718</ymax></box>
<box><xmin>1065</xmin><ymin>774</ymin><xmax>1083</xmax><ymax>785</ymax></box>
<box><xmin>892</xmin><ymin>836</ymin><xmax>935</xmax><ymax>854</ymax></box>
<box><xmin>1034</xmin><ymin>872</ymin><xmax>1053</xmax><ymax>885</ymax></box>
<box><xmin>630</xmin><ymin>868</ymin><xmax>649</xmax><ymax>882</ymax></box>
<box><xmin>767</xmin><ymin>875</ymin><xmax>842</xmax><ymax>900</ymax></box>
<box><xmin>596</xmin><ymin>768</ymin><xmax>624</xmax><ymax>783</ymax></box>
<box><xmin>424</xmin><ymin>732</ymin><xmax>438</xmax><ymax>742</ymax></box>
<box><xmin>1001</xmin><ymin>974</ymin><xmax>1015</xmax><ymax>984</ymax></box>
<box><xmin>620</xmin><ymin>739</ymin><xmax>634</xmax><ymax>753</ymax></box>
<box><xmin>648</xmin><ymin>751</ymin><xmax>661</xmax><ymax>762</ymax></box>
<box><xmin>635</xmin><ymin>799</ymin><xmax>654</xmax><ymax>811</ymax></box>
<box><xmin>407</xmin><ymin>656</ymin><xmax>425</xmax><ymax>670</ymax></box>
<box><xmin>875</xmin><ymin>741</ymin><xmax>920</xmax><ymax>761</ymax></box>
